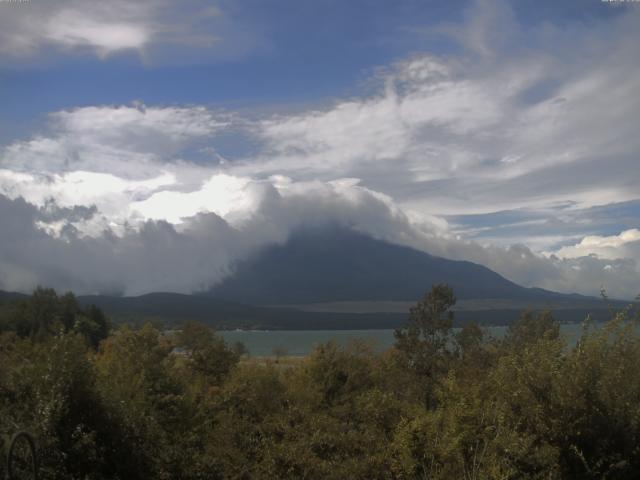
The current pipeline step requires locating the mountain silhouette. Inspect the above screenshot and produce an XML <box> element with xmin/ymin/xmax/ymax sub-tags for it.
<box><xmin>208</xmin><ymin>227</ymin><xmax>576</xmax><ymax>305</ymax></box>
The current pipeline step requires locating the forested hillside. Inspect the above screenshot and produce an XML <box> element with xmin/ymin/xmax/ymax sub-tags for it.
<box><xmin>1</xmin><ymin>287</ymin><xmax>639</xmax><ymax>479</ymax></box>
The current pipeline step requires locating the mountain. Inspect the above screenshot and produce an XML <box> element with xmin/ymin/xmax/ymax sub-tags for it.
<box><xmin>0</xmin><ymin>290</ymin><xmax>28</xmax><ymax>303</ymax></box>
<box><xmin>208</xmin><ymin>227</ymin><xmax>581</xmax><ymax>305</ymax></box>
<box><xmin>1</xmin><ymin>228</ymin><xmax>616</xmax><ymax>330</ymax></box>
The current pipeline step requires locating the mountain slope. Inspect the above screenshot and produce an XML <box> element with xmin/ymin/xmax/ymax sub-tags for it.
<box><xmin>208</xmin><ymin>227</ymin><xmax>577</xmax><ymax>305</ymax></box>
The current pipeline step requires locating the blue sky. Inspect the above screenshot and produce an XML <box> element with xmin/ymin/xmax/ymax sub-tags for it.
<box><xmin>0</xmin><ymin>0</ymin><xmax>639</xmax><ymax>298</ymax></box>
<box><xmin>0</xmin><ymin>0</ymin><xmax>624</xmax><ymax>137</ymax></box>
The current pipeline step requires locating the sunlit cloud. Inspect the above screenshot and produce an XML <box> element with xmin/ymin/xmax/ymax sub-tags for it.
<box><xmin>555</xmin><ymin>229</ymin><xmax>640</xmax><ymax>261</ymax></box>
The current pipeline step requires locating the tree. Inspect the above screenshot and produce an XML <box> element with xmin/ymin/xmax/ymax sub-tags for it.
<box><xmin>177</xmin><ymin>321</ymin><xmax>239</xmax><ymax>385</ymax></box>
<box><xmin>394</xmin><ymin>283</ymin><xmax>456</xmax><ymax>407</ymax></box>
<box><xmin>232</xmin><ymin>341</ymin><xmax>248</xmax><ymax>358</ymax></box>
<box><xmin>58</xmin><ymin>291</ymin><xmax>80</xmax><ymax>332</ymax></box>
<box><xmin>503</xmin><ymin>310</ymin><xmax>559</xmax><ymax>350</ymax></box>
<box><xmin>93</xmin><ymin>323</ymin><xmax>188</xmax><ymax>478</ymax></box>
<box><xmin>25</xmin><ymin>287</ymin><xmax>59</xmax><ymax>339</ymax></box>
<box><xmin>0</xmin><ymin>289</ymin><xmax>110</xmax><ymax>348</ymax></box>
<box><xmin>72</xmin><ymin>305</ymin><xmax>110</xmax><ymax>349</ymax></box>
<box><xmin>455</xmin><ymin>321</ymin><xmax>484</xmax><ymax>359</ymax></box>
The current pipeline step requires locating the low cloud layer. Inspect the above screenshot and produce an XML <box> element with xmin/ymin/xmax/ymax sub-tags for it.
<box><xmin>0</xmin><ymin>179</ymin><xmax>430</xmax><ymax>295</ymax></box>
<box><xmin>0</xmin><ymin>175</ymin><xmax>638</xmax><ymax>299</ymax></box>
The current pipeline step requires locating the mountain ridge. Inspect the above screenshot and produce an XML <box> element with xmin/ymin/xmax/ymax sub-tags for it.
<box><xmin>207</xmin><ymin>227</ymin><xmax>590</xmax><ymax>305</ymax></box>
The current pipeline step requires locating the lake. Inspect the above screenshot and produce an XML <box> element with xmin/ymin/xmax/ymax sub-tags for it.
<box><xmin>219</xmin><ymin>323</ymin><xmax>590</xmax><ymax>357</ymax></box>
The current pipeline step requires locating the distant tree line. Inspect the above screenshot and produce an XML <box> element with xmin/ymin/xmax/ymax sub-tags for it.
<box><xmin>1</xmin><ymin>285</ymin><xmax>639</xmax><ymax>479</ymax></box>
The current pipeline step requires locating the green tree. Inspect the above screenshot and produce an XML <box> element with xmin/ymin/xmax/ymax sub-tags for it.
<box><xmin>94</xmin><ymin>323</ymin><xmax>197</xmax><ymax>479</ymax></box>
<box><xmin>0</xmin><ymin>288</ymin><xmax>110</xmax><ymax>348</ymax></box>
<box><xmin>394</xmin><ymin>283</ymin><xmax>456</xmax><ymax>407</ymax></box>
<box><xmin>503</xmin><ymin>310</ymin><xmax>559</xmax><ymax>351</ymax></box>
<box><xmin>22</xmin><ymin>287</ymin><xmax>60</xmax><ymax>340</ymax></box>
<box><xmin>177</xmin><ymin>321</ymin><xmax>239</xmax><ymax>385</ymax></box>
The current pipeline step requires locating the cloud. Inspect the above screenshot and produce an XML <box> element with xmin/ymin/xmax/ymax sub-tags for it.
<box><xmin>0</xmin><ymin>0</ymin><xmax>261</xmax><ymax>62</ymax></box>
<box><xmin>0</xmin><ymin>194</ymin><xmax>246</xmax><ymax>295</ymax></box>
<box><xmin>440</xmin><ymin>0</ymin><xmax>519</xmax><ymax>58</ymax></box>
<box><xmin>237</xmin><ymin>1</ymin><xmax>640</xmax><ymax>220</ymax></box>
<box><xmin>555</xmin><ymin>229</ymin><xmax>640</xmax><ymax>262</ymax></box>
<box><xmin>0</xmin><ymin>103</ymin><xmax>240</xmax><ymax>235</ymax></box>
<box><xmin>406</xmin><ymin>233</ymin><xmax>640</xmax><ymax>302</ymax></box>
<box><xmin>2</xmin><ymin>104</ymin><xmax>230</xmax><ymax>177</ymax></box>
<box><xmin>0</xmin><ymin>169</ymin><xmax>178</xmax><ymax>236</ymax></box>
<box><xmin>0</xmin><ymin>179</ymin><xmax>436</xmax><ymax>295</ymax></box>
<box><xmin>46</xmin><ymin>9</ymin><xmax>150</xmax><ymax>57</ymax></box>
<box><xmin>0</xmin><ymin>0</ymin><xmax>156</xmax><ymax>58</ymax></box>
<box><xmin>130</xmin><ymin>174</ymin><xmax>257</xmax><ymax>224</ymax></box>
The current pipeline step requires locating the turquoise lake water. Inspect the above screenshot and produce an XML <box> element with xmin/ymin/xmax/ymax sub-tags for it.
<box><xmin>219</xmin><ymin>323</ymin><xmax>589</xmax><ymax>357</ymax></box>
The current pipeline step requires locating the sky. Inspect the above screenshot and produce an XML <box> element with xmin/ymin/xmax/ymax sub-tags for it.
<box><xmin>0</xmin><ymin>0</ymin><xmax>639</xmax><ymax>299</ymax></box>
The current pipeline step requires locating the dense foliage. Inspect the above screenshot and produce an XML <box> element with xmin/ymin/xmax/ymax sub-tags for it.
<box><xmin>1</xmin><ymin>286</ymin><xmax>639</xmax><ymax>479</ymax></box>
